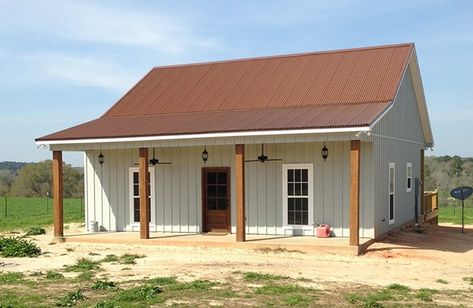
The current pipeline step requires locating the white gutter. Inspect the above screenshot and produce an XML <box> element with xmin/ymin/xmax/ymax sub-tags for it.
<box><xmin>36</xmin><ymin>126</ymin><xmax>370</xmax><ymax>146</ymax></box>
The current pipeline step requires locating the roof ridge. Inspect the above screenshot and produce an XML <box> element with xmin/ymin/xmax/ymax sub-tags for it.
<box><xmin>100</xmin><ymin>100</ymin><xmax>391</xmax><ymax>119</ymax></box>
<box><xmin>151</xmin><ymin>43</ymin><xmax>414</xmax><ymax>70</ymax></box>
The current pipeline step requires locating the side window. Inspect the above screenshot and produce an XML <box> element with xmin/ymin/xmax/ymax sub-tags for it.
<box><xmin>389</xmin><ymin>163</ymin><xmax>395</xmax><ymax>225</ymax></box>
<box><xmin>283</xmin><ymin>164</ymin><xmax>313</xmax><ymax>227</ymax></box>
<box><xmin>406</xmin><ymin>163</ymin><xmax>412</xmax><ymax>192</ymax></box>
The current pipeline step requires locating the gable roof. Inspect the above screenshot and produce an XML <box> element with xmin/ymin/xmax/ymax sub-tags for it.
<box><xmin>37</xmin><ymin>43</ymin><xmax>416</xmax><ymax>142</ymax></box>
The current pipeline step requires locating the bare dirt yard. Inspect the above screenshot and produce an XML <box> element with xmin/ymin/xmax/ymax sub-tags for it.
<box><xmin>1</xmin><ymin>223</ymin><xmax>473</xmax><ymax>307</ymax></box>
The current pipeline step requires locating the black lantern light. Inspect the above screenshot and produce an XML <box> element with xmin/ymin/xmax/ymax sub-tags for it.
<box><xmin>321</xmin><ymin>144</ymin><xmax>328</xmax><ymax>161</ymax></box>
<box><xmin>98</xmin><ymin>152</ymin><xmax>105</xmax><ymax>165</ymax></box>
<box><xmin>202</xmin><ymin>146</ymin><xmax>209</xmax><ymax>164</ymax></box>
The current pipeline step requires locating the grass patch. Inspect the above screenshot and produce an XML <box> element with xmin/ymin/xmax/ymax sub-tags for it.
<box><xmin>91</xmin><ymin>280</ymin><xmax>118</xmax><ymax>291</ymax></box>
<box><xmin>416</xmin><ymin>288</ymin><xmax>437</xmax><ymax>302</ymax></box>
<box><xmin>243</xmin><ymin>271</ymin><xmax>287</xmax><ymax>281</ymax></box>
<box><xmin>77</xmin><ymin>271</ymin><xmax>94</xmax><ymax>281</ymax></box>
<box><xmin>0</xmin><ymin>197</ymin><xmax>83</xmax><ymax>232</ymax></box>
<box><xmin>438</xmin><ymin>206</ymin><xmax>473</xmax><ymax>225</ymax></box>
<box><xmin>118</xmin><ymin>254</ymin><xmax>144</xmax><ymax>265</ymax></box>
<box><xmin>56</xmin><ymin>289</ymin><xmax>86</xmax><ymax>307</ymax></box>
<box><xmin>45</xmin><ymin>271</ymin><xmax>64</xmax><ymax>280</ymax></box>
<box><xmin>436</xmin><ymin>278</ymin><xmax>448</xmax><ymax>284</ymax></box>
<box><xmin>255</xmin><ymin>283</ymin><xmax>308</xmax><ymax>295</ymax></box>
<box><xmin>25</xmin><ymin>226</ymin><xmax>46</xmax><ymax>236</ymax></box>
<box><xmin>94</xmin><ymin>300</ymin><xmax>118</xmax><ymax>308</ymax></box>
<box><xmin>64</xmin><ymin>257</ymin><xmax>101</xmax><ymax>272</ymax></box>
<box><xmin>462</xmin><ymin>277</ymin><xmax>473</xmax><ymax>285</ymax></box>
<box><xmin>117</xmin><ymin>285</ymin><xmax>163</xmax><ymax>302</ymax></box>
<box><xmin>0</xmin><ymin>236</ymin><xmax>41</xmax><ymax>257</ymax></box>
<box><xmin>101</xmin><ymin>254</ymin><xmax>119</xmax><ymax>263</ymax></box>
<box><xmin>284</xmin><ymin>294</ymin><xmax>312</xmax><ymax>306</ymax></box>
<box><xmin>0</xmin><ymin>272</ymin><xmax>24</xmax><ymax>284</ymax></box>
<box><xmin>148</xmin><ymin>276</ymin><xmax>178</xmax><ymax>285</ymax></box>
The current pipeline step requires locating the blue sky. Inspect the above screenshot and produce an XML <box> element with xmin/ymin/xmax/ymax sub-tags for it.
<box><xmin>0</xmin><ymin>0</ymin><xmax>472</xmax><ymax>166</ymax></box>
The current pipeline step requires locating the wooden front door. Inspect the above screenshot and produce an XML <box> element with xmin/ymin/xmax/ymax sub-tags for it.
<box><xmin>202</xmin><ymin>167</ymin><xmax>231</xmax><ymax>232</ymax></box>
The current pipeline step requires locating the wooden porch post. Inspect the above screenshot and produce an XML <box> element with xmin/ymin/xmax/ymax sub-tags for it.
<box><xmin>52</xmin><ymin>151</ymin><xmax>64</xmax><ymax>238</ymax></box>
<box><xmin>235</xmin><ymin>144</ymin><xmax>245</xmax><ymax>242</ymax></box>
<box><xmin>420</xmin><ymin>149</ymin><xmax>425</xmax><ymax>217</ymax></box>
<box><xmin>349</xmin><ymin>140</ymin><xmax>360</xmax><ymax>246</ymax></box>
<box><xmin>139</xmin><ymin>148</ymin><xmax>150</xmax><ymax>239</ymax></box>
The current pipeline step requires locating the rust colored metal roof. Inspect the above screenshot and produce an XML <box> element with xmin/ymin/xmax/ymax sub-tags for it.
<box><xmin>37</xmin><ymin>43</ymin><xmax>414</xmax><ymax>142</ymax></box>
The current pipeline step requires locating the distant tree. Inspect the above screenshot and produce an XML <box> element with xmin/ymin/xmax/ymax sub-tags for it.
<box><xmin>10</xmin><ymin>160</ymin><xmax>82</xmax><ymax>197</ymax></box>
<box><xmin>0</xmin><ymin>161</ymin><xmax>28</xmax><ymax>173</ymax></box>
<box><xmin>449</xmin><ymin>155</ymin><xmax>464</xmax><ymax>178</ymax></box>
<box><xmin>0</xmin><ymin>170</ymin><xmax>15</xmax><ymax>195</ymax></box>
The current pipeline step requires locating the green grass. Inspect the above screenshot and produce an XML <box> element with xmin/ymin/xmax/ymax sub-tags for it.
<box><xmin>243</xmin><ymin>271</ymin><xmax>287</xmax><ymax>281</ymax></box>
<box><xmin>0</xmin><ymin>272</ymin><xmax>24</xmax><ymax>284</ymax></box>
<box><xmin>0</xmin><ymin>196</ymin><xmax>84</xmax><ymax>232</ymax></box>
<box><xmin>438</xmin><ymin>205</ymin><xmax>473</xmax><ymax>225</ymax></box>
<box><xmin>64</xmin><ymin>257</ymin><xmax>101</xmax><ymax>272</ymax></box>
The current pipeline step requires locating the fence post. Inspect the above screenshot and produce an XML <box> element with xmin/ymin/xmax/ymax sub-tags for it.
<box><xmin>80</xmin><ymin>195</ymin><xmax>83</xmax><ymax>213</ymax></box>
<box><xmin>46</xmin><ymin>191</ymin><xmax>50</xmax><ymax>214</ymax></box>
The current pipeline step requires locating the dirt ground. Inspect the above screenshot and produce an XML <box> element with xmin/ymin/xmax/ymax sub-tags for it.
<box><xmin>1</xmin><ymin>223</ymin><xmax>473</xmax><ymax>293</ymax></box>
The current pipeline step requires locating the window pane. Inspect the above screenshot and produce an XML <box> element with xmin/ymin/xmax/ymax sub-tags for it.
<box><xmin>288</xmin><ymin>169</ymin><xmax>294</xmax><ymax>182</ymax></box>
<box><xmin>133</xmin><ymin>184</ymin><xmax>139</xmax><ymax>197</ymax></box>
<box><xmin>134</xmin><ymin>198</ymin><xmax>140</xmax><ymax>222</ymax></box>
<box><xmin>217</xmin><ymin>198</ymin><xmax>227</xmax><ymax>210</ymax></box>
<box><xmin>133</xmin><ymin>172</ymin><xmax>138</xmax><ymax>184</ymax></box>
<box><xmin>295</xmin><ymin>169</ymin><xmax>301</xmax><ymax>182</ymax></box>
<box><xmin>288</xmin><ymin>198</ymin><xmax>295</xmax><ymax>211</ymax></box>
<box><xmin>302</xmin><ymin>213</ymin><xmax>308</xmax><ymax>225</ymax></box>
<box><xmin>407</xmin><ymin>178</ymin><xmax>411</xmax><ymax>189</ymax></box>
<box><xmin>207</xmin><ymin>198</ymin><xmax>217</xmax><ymax>210</ymax></box>
<box><xmin>288</xmin><ymin>211</ymin><xmax>295</xmax><ymax>225</ymax></box>
<box><xmin>295</xmin><ymin>183</ymin><xmax>301</xmax><ymax>196</ymax></box>
<box><xmin>295</xmin><ymin>198</ymin><xmax>302</xmax><ymax>211</ymax></box>
<box><xmin>208</xmin><ymin>172</ymin><xmax>217</xmax><ymax>184</ymax></box>
<box><xmin>208</xmin><ymin>185</ymin><xmax>217</xmax><ymax>198</ymax></box>
<box><xmin>302</xmin><ymin>169</ymin><xmax>308</xmax><ymax>182</ymax></box>
<box><xmin>389</xmin><ymin>195</ymin><xmax>394</xmax><ymax>220</ymax></box>
<box><xmin>302</xmin><ymin>183</ymin><xmax>308</xmax><ymax>196</ymax></box>
<box><xmin>217</xmin><ymin>185</ymin><xmax>227</xmax><ymax>198</ymax></box>
<box><xmin>288</xmin><ymin>182</ymin><xmax>294</xmax><ymax>196</ymax></box>
<box><xmin>302</xmin><ymin>198</ymin><xmax>308</xmax><ymax>211</ymax></box>
<box><xmin>217</xmin><ymin>172</ymin><xmax>226</xmax><ymax>185</ymax></box>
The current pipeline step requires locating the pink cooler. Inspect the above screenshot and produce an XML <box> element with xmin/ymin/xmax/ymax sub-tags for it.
<box><xmin>316</xmin><ymin>224</ymin><xmax>331</xmax><ymax>238</ymax></box>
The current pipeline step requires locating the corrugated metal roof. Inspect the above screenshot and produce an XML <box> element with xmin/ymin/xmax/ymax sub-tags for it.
<box><xmin>37</xmin><ymin>43</ymin><xmax>414</xmax><ymax>142</ymax></box>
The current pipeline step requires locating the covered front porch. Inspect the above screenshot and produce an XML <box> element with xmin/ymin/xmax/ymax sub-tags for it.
<box><xmin>50</xmin><ymin>133</ymin><xmax>370</xmax><ymax>254</ymax></box>
<box><xmin>63</xmin><ymin>231</ymin><xmax>373</xmax><ymax>256</ymax></box>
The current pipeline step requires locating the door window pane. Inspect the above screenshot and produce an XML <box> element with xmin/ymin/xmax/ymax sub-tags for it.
<box><xmin>208</xmin><ymin>172</ymin><xmax>217</xmax><ymax>184</ymax></box>
<box><xmin>217</xmin><ymin>172</ymin><xmax>226</xmax><ymax>185</ymax></box>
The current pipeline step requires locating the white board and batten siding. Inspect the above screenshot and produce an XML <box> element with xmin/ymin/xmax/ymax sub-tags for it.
<box><xmin>84</xmin><ymin>142</ymin><xmax>375</xmax><ymax>238</ymax></box>
<box><xmin>372</xmin><ymin>66</ymin><xmax>426</xmax><ymax>237</ymax></box>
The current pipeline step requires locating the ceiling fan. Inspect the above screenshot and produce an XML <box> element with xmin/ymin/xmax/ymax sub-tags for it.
<box><xmin>134</xmin><ymin>148</ymin><xmax>172</xmax><ymax>166</ymax></box>
<box><xmin>245</xmin><ymin>144</ymin><xmax>283</xmax><ymax>163</ymax></box>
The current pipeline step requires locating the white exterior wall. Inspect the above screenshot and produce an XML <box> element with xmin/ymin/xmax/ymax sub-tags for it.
<box><xmin>372</xmin><ymin>66</ymin><xmax>425</xmax><ymax>237</ymax></box>
<box><xmin>84</xmin><ymin>141</ymin><xmax>375</xmax><ymax>238</ymax></box>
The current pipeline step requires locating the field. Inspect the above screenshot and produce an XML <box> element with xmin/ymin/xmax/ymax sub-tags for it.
<box><xmin>0</xmin><ymin>196</ymin><xmax>83</xmax><ymax>232</ymax></box>
<box><xmin>438</xmin><ymin>204</ymin><xmax>473</xmax><ymax>225</ymax></box>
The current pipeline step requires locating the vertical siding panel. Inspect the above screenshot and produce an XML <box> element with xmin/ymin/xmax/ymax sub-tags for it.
<box><xmin>266</xmin><ymin>143</ymin><xmax>276</xmax><ymax>235</ymax></box>
<box><xmin>179</xmin><ymin>147</ymin><xmax>189</xmax><ymax>232</ymax></box>
<box><xmin>188</xmin><ymin>147</ymin><xmax>197</xmax><ymax>233</ymax></box>
<box><xmin>155</xmin><ymin>148</ymin><xmax>165</xmax><ymax>232</ymax></box>
<box><xmin>162</xmin><ymin>148</ymin><xmax>172</xmax><ymax>232</ymax></box>
<box><xmin>93</xmin><ymin>150</ymin><xmax>103</xmax><ymax>230</ymax></box>
<box><xmin>323</xmin><ymin>142</ymin><xmax>334</xmax><ymax>227</ymax></box>
<box><xmin>109</xmin><ymin>150</ymin><xmax>117</xmax><ymax>231</ymax></box>
<box><xmin>342</xmin><ymin>141</ymin><xmax>350</xmax><ymax>237</ymax></box>
<box><xmin>257</xmin><ymin>161</ymin><xmax>267</xmax><ymax>235</ymax></box>
<box><xmin>332</xmin><ymin>142</ymin><xmax>342</xmax><ymax>236</ymax></box>
<box><xmin>275</xmin><ymin>143</ymin><xmax>283</xmax><ymax>233</ymax></box>
<box><xmin>247</xmin><ymin>144</ymin><xmax>258</xmax><ymax>234</ymax></box>
<box><xmin>171</xmin><ymin>148</ymin><xmax>180</xmax><ymax>232</ymax></box>
<box><xmin>116</xmin><ymin>149</ymin><xmax>125</xmax><ymax>230</ymax></box>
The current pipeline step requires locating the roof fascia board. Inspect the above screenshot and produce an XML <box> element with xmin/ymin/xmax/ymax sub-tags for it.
<box><xmin>36</xmin><ymin>126</ymin><xmax>370</xmax><ymax>146</ymax></box>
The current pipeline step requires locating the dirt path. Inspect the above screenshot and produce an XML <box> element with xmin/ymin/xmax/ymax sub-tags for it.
<box><xmin>2</xmin><ymin>223</ymin><xmax>473</xmax><ymax>292</ymax></box>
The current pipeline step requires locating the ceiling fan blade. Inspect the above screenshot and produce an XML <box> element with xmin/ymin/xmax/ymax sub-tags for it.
<box><xmin>266</xmin><ymin>158</ymin><xmax>283</xmax><ymax>161</ymax></box>
<box><xmin>244</xmin><ymin>159</ymin><xmax>260</xmax><ymax>163</ymax></box>
<box><xmin>157</xmin><ymin>162</ymin><xmax>172</xmax><ymax>165</ymax></box>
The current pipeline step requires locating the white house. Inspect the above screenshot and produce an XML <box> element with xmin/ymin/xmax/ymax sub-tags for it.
<box><xmin>36</xmin><ymin>43</ymin><xmax>433</xmax><ymax>251</ymax></box>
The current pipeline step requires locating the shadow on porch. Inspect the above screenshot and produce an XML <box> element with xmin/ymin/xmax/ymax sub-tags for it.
<box><xmin>63</xmin><ymin>232</ymin><xmax>373</xmax><ymax>256</ymax></box>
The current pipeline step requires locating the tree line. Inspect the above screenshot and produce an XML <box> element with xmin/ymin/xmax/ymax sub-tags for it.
<box><xmin>424</xmin><ymin>155</ymin><xmax>473</xmax><ymax>201</ymax></box>
<box><xmin>0</xmin><ymin>160</ymin><xmax>83</xmax><ymax>198</ymax></box>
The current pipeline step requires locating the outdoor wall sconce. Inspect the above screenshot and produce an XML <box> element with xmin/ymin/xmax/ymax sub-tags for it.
<box><xmin>321</xmin><ymin>144</ymin><xmax>328</xmax><ymax>161</ymax></box>
<box><xmin>202</xmin><ymin>146</ymin><xmax>209</xmax><ymax>164</ymax></box>
<box><xmin>98</xmin><ymin>152</ymin><xmax>105</xmax><ymax>165</ymax></box>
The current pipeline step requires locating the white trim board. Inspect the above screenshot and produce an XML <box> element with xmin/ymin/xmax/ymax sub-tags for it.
<box><xmin>36</xmin><ymin>127</ymin><xmax>370</xmax><ymax>146</ymax></box>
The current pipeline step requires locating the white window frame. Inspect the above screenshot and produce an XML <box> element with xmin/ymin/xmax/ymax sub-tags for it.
<box><xmin>406</xmin><ymin>162</ymin><xmax>412</xmax><ymax>192</ymax></box>
<box><xmin>282</xmin><ymin>164</ymin><xmax>314</xmax><ymax>229</ymax></box>
<box><xmin>388</xmin><ymin>163</ymin><xmax>395</xmax><ymax>225</ymax></box>
<box><xmin>128</xmin><ymin>167</ymin><xmax>156</xmax><ymax>230</ymax></box>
